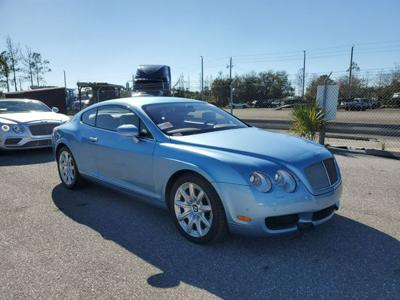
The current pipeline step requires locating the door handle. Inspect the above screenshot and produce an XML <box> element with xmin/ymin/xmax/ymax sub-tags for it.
<box><xmin>89</xmin><ymin>136</ymin><xmax>98</xmax><ymax>143</ymax></box>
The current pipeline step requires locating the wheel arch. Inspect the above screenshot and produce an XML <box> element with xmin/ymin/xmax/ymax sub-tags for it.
<box><xmin>55</xmin><ymin>142</ymin><xmax>69</xmax><ymax>157</ymax></box>
<box><xmin>164</xmin><ymin>169</ymin><xmax>227</xmax><ymax>215</ymax></box>
<box><xmin>165</xmin><ymin>169</ymin><xmax>204</xmax><ymax>208</ymax></box>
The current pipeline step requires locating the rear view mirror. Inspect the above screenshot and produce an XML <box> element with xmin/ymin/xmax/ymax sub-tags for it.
<box><xmin>52</xmin><ymin>107</ymin><xmax>59</xmax><ymax>113</ymax></box>
<box><xmin>117</xmin><ymin>124</ymin><xmax>139</xmax><ymax>142</ymax></box>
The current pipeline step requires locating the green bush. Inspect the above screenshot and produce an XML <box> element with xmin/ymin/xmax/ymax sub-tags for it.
<box><xmin>291</xmin><ymin>105</ymin><xmax>325</xmax><ymax>141</ymax></box>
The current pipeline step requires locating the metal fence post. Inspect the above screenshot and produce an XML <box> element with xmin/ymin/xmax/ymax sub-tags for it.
<box><xmin>319</xmin><ymin>72</ymin><xmax>332</xmax><ymax>145</ymax></box>
<box><xmin>230</xmin><ymin>81</ymin><xmax>234</xmax><ymax>115</ymax></box>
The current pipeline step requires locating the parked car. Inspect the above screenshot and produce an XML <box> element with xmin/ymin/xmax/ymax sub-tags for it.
<box><xmin>343</xmin><ymin>98</ymin><xmax>369</xmax><ymax>111</ymax></box>
<box><xmin>253</xmin><ymin>99</ymin><xmax>274</xmax><ymax>108</ymax></box>
<box><xmin>227</xmin><ymin>102</ymin><xmax>249</xmax><ymax>109</ymax></box>
<box><xmin>367</xmin><ymin>99</ymin><xmax>380</xmax><ymax>109</ymax></box>
<box><xmin>338</xmin><ymin>99</ymin><xmax>352</xmax><ymax>109</ymax></box>
<box><xmin>271</xmin><ymin>100</ymin><xmax>282</xmax><ymax>107</ymax></box>
<box><xmin>0</xmin><ymin>99</ymin><xmax>69</xmax><ymax>150</ymax></box>
<box><xmin>53</xmin><ymin>97</ymin><xmax>342</xmax><ymax>244</ymax></box>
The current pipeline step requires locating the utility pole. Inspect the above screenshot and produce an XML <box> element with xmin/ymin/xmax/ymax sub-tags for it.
<box><xmin>226</xmin><ymin>57</ymin><xmax>234</xmax><ymax>113</ymax></box>
<box><xmin>348</xmin><ymin>46</ymin><xmax>354</xmax><ymax>99</ymax></box>
<box><xmin>63</xmin><ymin>70</ymin><xmax>67</xmax><ymax>88</ymax></box>
<box><xmin>200</xmin><ymin>56</ymin><xmax>204</xmax><ymax>97</ymax></box>
<box><xmin>229</xmin><ymin>57</ymin><xmax>232</xmax><ymax>81</ymax></box>
<box><xmin>229</xmin><ymin>57</ymin><xmax>233</xmax><ymax>114</ymax></box>
<box><xmin>302</xmin><ymin>50</ymin><xmax>306</xmax><ymax>99</ymax></box>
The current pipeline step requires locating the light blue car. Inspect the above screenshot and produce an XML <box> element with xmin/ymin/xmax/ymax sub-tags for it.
<box><xmin>53</xmin><ymin>97</ymin><xmax>342</xmax><ymax>244</ymax></box>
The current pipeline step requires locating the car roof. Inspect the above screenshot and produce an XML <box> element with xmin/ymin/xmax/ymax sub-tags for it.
<box><xmin>93</xmin><ymin>96</ymin><xmax>203</xmax><ymax>108</ymax></box>
<box><xmin>0</xmin><ymin>98</ymin><xmax>41</xmax><ymax>102</ymax></box>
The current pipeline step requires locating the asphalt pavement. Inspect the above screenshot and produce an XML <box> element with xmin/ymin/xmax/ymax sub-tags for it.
<box><xmin>0</xmin><ymin>149</ymin><xmax>399</xmax><ymax>299</ymax></box>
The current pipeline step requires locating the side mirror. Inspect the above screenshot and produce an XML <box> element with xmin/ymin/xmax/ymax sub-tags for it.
<box><xmin>117</xmin><ymin>124</ymin><xmax>139</xmax><ymax>141</ymax></box>
<box><xmin>52</xmin><ymin>107</ymin><xmax>59</xmax><ymax>113</ymax></box>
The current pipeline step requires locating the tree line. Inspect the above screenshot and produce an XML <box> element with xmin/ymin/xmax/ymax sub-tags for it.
<box><xmin>175</xmin><ymin>67</ymin><xmax>400</xmax><ymax>107</ymax></box>
<box><xmin>174</xmin><ymin>71</ymin><xmax>295</xmax><ymax>106</ymax></box>
<box><xmin>0</xmin><ymin>36</ymin><xmax>51</xmax><ymax>92</ymax></box>
<box><xmin>305</xmin><ymin>70</ymin><xmax>400</xmax><ymax>105</ymax></box>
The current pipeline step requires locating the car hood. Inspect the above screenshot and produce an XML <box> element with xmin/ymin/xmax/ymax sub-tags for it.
<box><xmin>0</xmin><ymin>112</ymin><xmax>69</xmax><ymax>124</ymax></box>
<box><xmin>170</xmin><ymin>127</ymin><xmax>331</xmax><ymax>167</ymax></box>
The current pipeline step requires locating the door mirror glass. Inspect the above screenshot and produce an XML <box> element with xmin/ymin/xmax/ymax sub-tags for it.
<box><xmin>116</xmin><ymin>124</ymin><xmax>139</xmax><ymax>137</ymax></box>
<box><xmin>52</xmin><ymin>107</ymin><xmax>59</xmax><ymax>113</ymax></box>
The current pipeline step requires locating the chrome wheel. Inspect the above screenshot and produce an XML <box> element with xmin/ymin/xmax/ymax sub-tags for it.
<box><xmin>58</xmin><ymin>150</ymin><xmax>76</xmax><ymax>186</ymax></box>
<box><xmin>174</xmin><ymin>182</ymin><xmax>213</xmax><ymax>238</ymax></box>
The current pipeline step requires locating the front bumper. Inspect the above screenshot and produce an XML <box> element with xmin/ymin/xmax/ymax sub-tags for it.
<box><xmin>213</xmin><ymin>180</ymin><xmax>342</xmax><ymax>237</ymax></box>
<box><xmin>0</xmin><ymin>134</ymin><xmax>53</xmax><ymax>150</ymax></box>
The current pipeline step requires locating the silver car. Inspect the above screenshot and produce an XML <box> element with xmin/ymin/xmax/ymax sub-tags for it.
<box><xmin>0</xmin><ymin>99</ymin><xmax>69</xmax><ymax>150</ymax></box>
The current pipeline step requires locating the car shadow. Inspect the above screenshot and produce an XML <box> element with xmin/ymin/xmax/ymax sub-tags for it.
<box><xmin>0</xmin><ymin>148</ymin><xmax>53</xmax><ymax>166</ymax></box>
<box><xmin>52</xmin><ymin>184</ymin><xmax>400</xmax><ymax>298</ymax></box>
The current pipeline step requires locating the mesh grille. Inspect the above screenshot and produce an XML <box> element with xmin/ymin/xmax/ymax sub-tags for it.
<box><xmin>29</xmin><ymin>123</ymin><xmax>58</xmax><ymax>136</ymax></box>
<box><xmin>304</xmin><ymin>162</ymin><xmax>330</xmax><ymax>190</ymax></box>
<box><xmin>304</xmin><ymin>158</ymin><xmax>338</xmax><ymax>191</ymax></box>
<box><xmin>323</xmin><ymin>158</ymin><xmax>338</xmax><ymax>184</ymax></box>
<box><xmin>5</xmin><ymin>138</ymin><xmax>22</xmax><ymax>145</ymax></box>
<box><xmin>23</xmin><ymin>140</ymin><xmax>52</xmax><ymax>147</ymax></box>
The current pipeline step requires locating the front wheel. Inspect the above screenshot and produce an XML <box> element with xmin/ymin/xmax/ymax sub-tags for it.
<box><xmin>169</xmin><ymin>174</ymin><xmax>228</xmax><ymax>244</ymax></box>
<box><xmin>57</xmin><ymin>146</ymin><xmax>84</xmax><ymax>189</ymax></box>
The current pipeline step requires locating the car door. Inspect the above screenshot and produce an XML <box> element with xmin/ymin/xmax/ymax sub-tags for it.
<box><xmin>76</xmin><ymin>107</ymin><xmax>98</xmax><ymax>176</ymax></box>
<box><xmin>91</xmin><ymin>105</ymin><xmax>156</xmax><ymax>197</ymax></box>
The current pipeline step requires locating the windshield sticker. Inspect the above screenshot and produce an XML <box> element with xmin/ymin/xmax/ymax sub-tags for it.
<box><xmin>157</xmin><ymin>122</ymin><xmax>173</xmax><ymax>130</ymax></box>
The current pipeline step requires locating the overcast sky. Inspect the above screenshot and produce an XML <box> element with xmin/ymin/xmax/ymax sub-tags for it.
<box><xmin>1</xmin><ymin>0</ymin><xmax>399</xmax><ymax>91</ymax></box>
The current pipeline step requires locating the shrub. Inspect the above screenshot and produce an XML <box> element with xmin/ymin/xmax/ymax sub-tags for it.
<box><xmin>291</xmin><ymin>105</ymin><xmax>325</xmax><ymax>141</ymax></box>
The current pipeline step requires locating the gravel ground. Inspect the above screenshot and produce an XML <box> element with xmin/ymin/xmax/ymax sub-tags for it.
<box><xmin>0</xmin><ymin>149</ymin><xmax>399</xmax><ymax>299</ymax></box>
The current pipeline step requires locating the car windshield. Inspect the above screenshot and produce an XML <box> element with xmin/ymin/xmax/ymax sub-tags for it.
<box><xmin>0</xmin><ymin>100</ymin><xmax>51</xmax><ymax>114</ymax></box>
<box><xmin>143</xmin><ymin>102</ymin><xmax>248</xmax><ymax>136</ymax></box>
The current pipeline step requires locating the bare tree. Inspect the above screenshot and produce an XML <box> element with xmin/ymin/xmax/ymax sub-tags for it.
<box><xmin>31</xmin><ymin>52</ymin><xmax>51</xmax><ymax>86</ymax></box>
<box><xmin>0</xmin><ymin>51</ymin><xmax>11</xmax><ymax>92</ymax></box>
<box><xmin>6</xmin><ymin>36</ymin><xmax>20</xmax><ymax>91</ymax></box>
<box><xmin>22</xmin><ymin>46</ymin><xmax>35</xmax><ymax>87</ymax></box>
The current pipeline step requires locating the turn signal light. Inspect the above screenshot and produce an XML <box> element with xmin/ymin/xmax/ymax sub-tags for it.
<box><xmin>237</xmin><ymin>215</ymin><xmax>252</xmax><ymax>222</ymax></box>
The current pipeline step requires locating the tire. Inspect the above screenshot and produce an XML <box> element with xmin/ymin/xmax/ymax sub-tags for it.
<box><xmin>56</xmin><ymin>146</ymin><xmax>84</xmax><ymax>189</ymax></box>
<box><xmin>168</xmin><ymin>173</ymin><xmax>228</xmax><ymax>244</ymax></box>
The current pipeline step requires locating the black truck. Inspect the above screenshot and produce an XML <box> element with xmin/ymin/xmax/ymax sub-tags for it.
<box><xmin>133</xmin><ymin>65</ymin><xmax>171</xmax><ymax>96</ymax></box>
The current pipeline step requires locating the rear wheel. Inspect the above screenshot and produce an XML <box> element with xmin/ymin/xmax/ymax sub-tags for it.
<box><xmin>169</xmin><ymin>174</ymin><xmax>228</xmax><ymax>244</ymax></box>
<box><xmin>57</xmin><ymin>146</ymin><xmax>84</xmax><ymax>189</ymax></box>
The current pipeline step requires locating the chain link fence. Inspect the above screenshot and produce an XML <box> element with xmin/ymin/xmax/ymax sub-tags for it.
<box><xmin>231</xmin><ymin>70</ymin><xmax>400</xmax><ymax>153</ymax></box>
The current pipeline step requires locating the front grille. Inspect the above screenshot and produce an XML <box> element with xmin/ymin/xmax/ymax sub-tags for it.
<box><xmin>323</xmin><ymin>158</ymin><xmax>338</xmax><ymax>184</ymax></box>
<box><xmin>304</xmin><ymin>158</ymin><xmax>338</xmax><ymax>191</ymax></box>
<box><xmin>22</xmin><ymin>139</ymin><xmax>52</xmax><ymax>147</ymax></box>
<box><xmin>5</xmin><ymin>138</ymin><xmax>22</xmax><ymax>145</ymax></box>
<box><xmin>29</xmin><ymin>123</ymin><xmax>59</xmax><ymax>136</ymax></box>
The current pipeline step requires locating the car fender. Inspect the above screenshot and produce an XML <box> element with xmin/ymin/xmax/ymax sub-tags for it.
<box><xmin>153</xmin><ymin>143</ymin><xmax>251</xmax><ymax>205</ymax></box>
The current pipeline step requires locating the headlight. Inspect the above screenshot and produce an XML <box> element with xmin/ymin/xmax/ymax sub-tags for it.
<box><xmin>249</xmin><ymin>171</ymin><xmax>272</xmax><ymax>193</ymax></box>
<box><xmin>12</xmin><ymin>124</ymin><xmax>24</xmax><ymax>133</ymax></box>
<box><xmin>1</xmin><ymin>124</ymin><xmax>10</xmax><ymax>132</ymax></box>
<box><xmin>275</xmin><ymin>170</ymin><xmax>296</xmax><ymax>193</ymax></box>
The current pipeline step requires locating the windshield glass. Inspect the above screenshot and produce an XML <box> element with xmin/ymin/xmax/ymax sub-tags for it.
<box><xmin>0</xmin><ymin>100</ymin><xmax>51</xmax><ymax>114</ymax></box>
<box><xmin>143</xmin><ymin>102</ymin><xmax>248</xmax><ymax>136</ymax></box>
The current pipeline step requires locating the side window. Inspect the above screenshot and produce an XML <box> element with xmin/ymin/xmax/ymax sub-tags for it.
<box><xmin>81</xmin><ymin>108</ymin><xmax>96</xmax><ymax>126</ymax></box>
<box><xmin>96</xmin><ymin>106</ymin><xmax>139</xmax><ymax>131</ymax></box>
